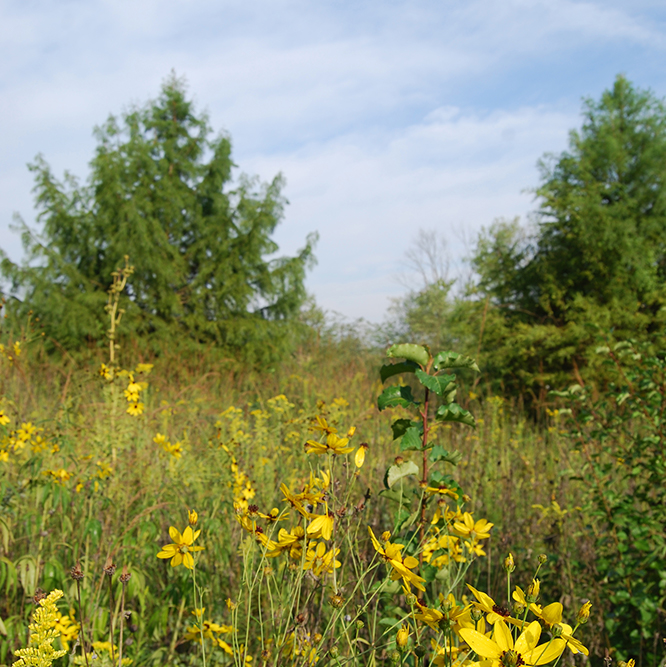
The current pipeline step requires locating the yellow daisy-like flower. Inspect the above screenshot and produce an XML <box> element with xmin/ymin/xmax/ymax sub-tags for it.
<box><xmin>157</xmin><ymin>525</ymin><xmax>204</xmax><ymax>569</ymax></box>
<box><xmin>453</xmin><ymin>512</ymin><xmax>493</xmax><ymax>540</ymax></box>
<box><xmin>460</xmin><ymin>619</ymin><xmax>566</xmax><ymax>666</ymax></box>
<box><xmin>0</xmin><ymin>409</ymin><xmax>11</xmax><ymax>426</ymax></box>
<box><xmin>307</xmin><ymin>512</ymin><xmax>334</xmax><ymax>541</ymax></box>
<box><xmin>467</xmin><ymin>584</ymin><xmax>522</xmax><ymax>626</ymax></box>
<box><xmin>368</xmin><ymin>527</ymin><xmax>425</xmax><ymax>592</ymax></box>
<box><xmin>305</xmin><ymin>432</ymin><xmax>354</xmax><ymax>456</ymax></box>
<box><xmin>126</xmin><ymin>402</ymin><xmax>144</xmax><ymax>416</ymax></box>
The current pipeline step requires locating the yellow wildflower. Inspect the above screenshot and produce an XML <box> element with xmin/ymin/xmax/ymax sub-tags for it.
<box><xmin>453</xmin><ymin>512</ymin><xmax>493</xmax><ymax>540</ymax></box>
<box><xmin>459</xmin><ymin>619</ymin><xmax>566</xmax><ymax>667</ymax></box>
<box><xmin>396</xmin><ymin>625</ymin><xmax>410</xmax><ymax>648</ymax></box>
<box><xmin>0</xmin><ymin>409</ymin><xmax>10</xmax><ymax>426</ymax></box>
<box><xmin>157</xmin><ymin>525</ymin><xmax>204</xmax><ymax>569</ymax></box>
<box><xmin>368</xmin><ymin>527</ymin><xmax>425</xmax><ymax>592</ymax></box>
<box><xmin>305</xmin><ymin>432</ymin><xmax>354</xmax><ymax>456</ymax></box>
<box><xmin>303</xmin><ymin>541</ymin><xmax>341</xmax><ymax>576</ymax></box>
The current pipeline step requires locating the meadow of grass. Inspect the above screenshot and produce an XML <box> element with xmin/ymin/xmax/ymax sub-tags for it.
<box><xmin>0</xmin><ymin>311</ymin><xmax>620</xmax><ymax>667</ymax></box>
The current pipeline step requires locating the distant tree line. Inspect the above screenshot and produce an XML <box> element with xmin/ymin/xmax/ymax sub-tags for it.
<box><xmin>3</xmin><ymin>74</ymin><xmax>666</xmax><ymax>390</ymax></box>
<box><xmin>395</xmin><ymin>75</ymin><xmax>666</xmax><ymax>403</ymax></box>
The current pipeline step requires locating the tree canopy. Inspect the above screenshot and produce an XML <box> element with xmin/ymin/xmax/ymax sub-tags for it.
<box><xmin>0</xmin><ymin>75</ymin><xmax>317</xmax><ymax>362</ymax></box>
<box><xmin>394</xmin><ymin>76</ymin><xmax>666</xmax><ymax>401</ymax></box>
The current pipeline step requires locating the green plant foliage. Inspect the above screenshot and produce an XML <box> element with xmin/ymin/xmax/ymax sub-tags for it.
<box><xmin>0</xmin><ymin>74</ymin><xmax>316</xmax><ymax>363</ymax></box>
<box><xmin>555</xmin><ymin>341</ymin><xmax>666</xmax><ymax>662</ymax></box>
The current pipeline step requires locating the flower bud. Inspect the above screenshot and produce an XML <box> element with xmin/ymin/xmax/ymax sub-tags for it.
<box><xmin>512</xmin><ymin>602</ymin><xmax>525</xmax><ymax>617</ymax></box>
<box><xmin>538</xmin><ymin>553</ymin><xmax>548</xmax><ymax>564</ymax></box>
<box><xmin>504</xmin><ymin>552</ymin><xmax>516</xmax><ymax>573</ymax></box>
<box><xmin>188</xmin><ymin>509</ymin><xmax>198</xmax><ymax>526</ymax></box>
<box><xmin>390</xmin><ymin>651</ymin><xmax>401</xmax><ymax>664</ymax></box>
<box><xmin>470</xmin><ymin>607</ymin><xmax>484</xmax><ymax>623</ymax></box>
<box><xmin>329</xmin><ymin>593</ymin><xmax>345</xmax><ymax>609</ymax></box>
<box><xmin>396</xmin><ymin>625</ymin><xmax>410</xmax><ymax>649</ymax></box>
<box><xmin>414</xmin><ymin>645</ymin><xmax>426</xmax><ymax>658</ymax></box>
<box><xmin>355</xmin><ymin>620</ymin><xmax>364</xmax><ymax>631</ymax></box>
<box><xmin>329</xmin><ymin>646</ymin><xmax>339</xmax><ymax>658</ymax></box>
<box><xmin>577</xmin><ymin>600</ymin><xmax>592</xmax><ymax>625</ymax></box>
<box><xmin>525</xmin><ymin>579</ymin><xmax>540</xmax><ymax>604</ymax></box>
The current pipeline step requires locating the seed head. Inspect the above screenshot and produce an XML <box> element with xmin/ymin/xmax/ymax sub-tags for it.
<box><xmin>103</xmin><ymin>556</ymin><xmax>117</xmax><ymax>577</ymax></box>
<box><xmin>119</xmin><ymin>565</ymin><xmax>132</xmax><ymax>584</ymax></box>
<box><xmin>70</xmin><ymin>562</ymin><xmax>84</xmax><ymax>581</ymax></box>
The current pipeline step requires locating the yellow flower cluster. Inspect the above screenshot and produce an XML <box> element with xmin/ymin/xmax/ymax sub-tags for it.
<box><xmin>153</xmin><ymin>433</ymin><xmax>184</xmax><ymax>458</ymax></box>
<box><xmin>1</xmin><ymin>421</ymin><xmax>56</xmax><ymax>462</ymax></box>
<box><xmin>0</xmin><ymin>341</ymin><xmax>21</xmax><ymax>362</ymax></box>
<box><xmin>13</xmin><ymin>589</ymin><xmax>67</xmax><ymax>667</ymax></box>
<box><xmin>223</xmin><ymin>445</ymin><xmax>256</xmax><ymax>512</ymax></box>
<box><xmin>183</xmin><ymin>610</ymin><xmax>234</xmax><ymax>654</ymax></box>
<box><xmin>53</xmin><ymin>609</ymin><xmax>79</xmax><ymax>651</ymax></box>
<box><xmin>422</xmin><ymin>508</ymin><xmax>493</xmax><ymax>566</ymax></box>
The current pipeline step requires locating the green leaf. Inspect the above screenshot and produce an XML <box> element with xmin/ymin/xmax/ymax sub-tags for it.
<box><xmin>380</xmin><ymin>361</ymin><xmax>419</xmax><ymax>383</ymax></box>
<box><xmin>378</xmin><ymin>488</ymin><xmax>414</xmax><ymax>504</ymax></box>
<box><xmin>391</xmin><ymin>418</ymin><xmax>419</xmax><ymax>439</ymax></box>
<box><xmin>385</xmin><ymin>460</ymin><xmax>420</xmax><ymax>488</ymax></box>
<box><xmin>386</xmin><ymin>343</ymin><xmax>430</xmax><ymax>367</ymax></box>
<box><xmin>400</xmin><ymin>426</ymin><xmax>424</xmax><ymax>451</ymax></box>
<box><xmin>378</xmin><ymin>385</ymin><xmax>418</xmax><ymax>411</ymax></box>
<box><xmin>429</xmin><ymin>445</ymin><xmax>463</xmax><ymax>466</ymax></box>
<box><xmin>435</xmin><ymin>403</ymin><xmax>475</xmax><ymax>427</ymax></box>
<box><xmin>432</xmin><ymin>351</ymin><xmax>479</xmax><ymax>372</ymax></box>
<box><xmin>414</xmin><ymin>369</ymin><xmax>457</xmax><ymax>399</ymax></box>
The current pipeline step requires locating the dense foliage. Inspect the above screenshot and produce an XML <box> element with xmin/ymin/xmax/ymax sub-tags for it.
<box><xmin>396</xmin><ymin>76</ymin><xmax>666</xmax><ymax>402</ymax></box>
<box><xmin>0</xmin><ymin>75</ymin><xmax>316</xmax><ymax>363</ymax></box>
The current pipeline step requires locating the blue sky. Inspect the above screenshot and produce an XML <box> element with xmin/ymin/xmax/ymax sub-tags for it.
<box><xmin>1</xmin><ymin>0</ymin><xmax>665</xmax><ymax>320</ymax></box>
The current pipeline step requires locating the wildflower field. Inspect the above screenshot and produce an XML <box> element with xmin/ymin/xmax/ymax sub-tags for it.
<box><xmin>1</xmin><ymin>293</ymin><xmax>664</xmax><ymax>667</ymax></box>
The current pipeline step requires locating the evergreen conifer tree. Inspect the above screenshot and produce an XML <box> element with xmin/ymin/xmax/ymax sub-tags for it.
<box><xmin>0</xmin><ymin>75</ymin><xmax>317</xmax><ymax>362</ymax></box>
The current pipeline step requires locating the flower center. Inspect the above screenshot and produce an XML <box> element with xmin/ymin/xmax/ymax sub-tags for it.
<box><xmin>492</xmin><ymin>604</ymin><xmax>510</xmax><ymax>617</ymax></box>
<box><xmin>179</xmin><ymin>545</ymin><xmax>189</xmax><ymax>554</ymax></box>
<box><xmin>500</xmin><ymin>650</ymin><xmax>525</xmax><ymax>667</ymax></box>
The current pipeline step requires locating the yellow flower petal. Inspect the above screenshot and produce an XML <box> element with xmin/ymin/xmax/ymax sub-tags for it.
<box><xmin>458</xmin><ymin>628</ymin><xmax>502</xmax><ymax>659</ymax></box>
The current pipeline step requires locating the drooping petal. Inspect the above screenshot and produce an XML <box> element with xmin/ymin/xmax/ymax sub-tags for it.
<box><xmin>492</xmin><ymin>619</ymin><xmax>513</xmax><ymax>651</ymax></box>
<box><xmin>183</xmin><ymin>552</ymin><xmax>194</xmax><ymax>569</ymax></box>
<box><xmin>458</xmin><ymin>629</ymin><xmax>502</xmax><ymax>659</ymax></box>
<box><xmin>367</xmin><ymin>527</ymin><xmax>384</xmax><ymax>554</ymax></box>
<box><xmin>541</xmin><ymin>603</ymin><xmax>563</xmax><ymax>626</ymax></box>
<box><xmin>515</xmin><ymin>621</ymin><xmax>541</xmax><ymax>654</ymax></box>
<box><xmin>525</xmin><ymin>638</ymin><xmax>566</xmax><ymax>665</ymax></box>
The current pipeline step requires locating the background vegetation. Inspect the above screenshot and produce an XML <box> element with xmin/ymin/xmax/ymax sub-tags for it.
<box><xmin>0</xmin><ymin>74</ymin><xmax>665</xmax><ymax>666</ymax></box>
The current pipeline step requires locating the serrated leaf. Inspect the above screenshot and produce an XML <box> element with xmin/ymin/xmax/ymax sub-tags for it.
<box><xmin>386</xmin><ymin>460</ymin><xmax>419</xmax><ymax>488</ymax></box>
<box><xmin>432</xmin><ymin>351</ymin><xmax>479</xmax><ymax>372</ymax></box>
<box><xmin>435</xmin><ymin>403</ymin><xmax>475</xmax><ymax>427</ymax></box>
<box><xmin>429</xmin><ymin>445</ymin><xmax>463</xmax><ymax>466</ymax></box>
<box><xmin>377</xmin><ymin>385</ymin><xmax>418</xmax><ymax>411</ymax></box>
<box><xmin>400</xmin><ymin>426</ymin><xmax>423</xmax><ymax>451</ymax></box>
<box><xmin>386</xmin><ymin>343</ymin><xmax>430</xmax><ymax>367</ymax></box>
<box><xmin>380</xmin><ymin>361</ymin><xmax>419</xmax><ymax>383</ymax></box>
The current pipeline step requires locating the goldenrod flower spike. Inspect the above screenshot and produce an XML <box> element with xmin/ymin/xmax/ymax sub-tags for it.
<box><xmin>157</xmin><ymin>525</ymin><xmax>204</xmax><ymax>569</ymax></box>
